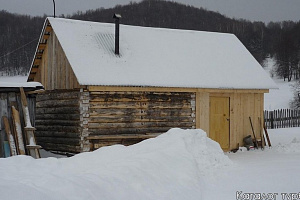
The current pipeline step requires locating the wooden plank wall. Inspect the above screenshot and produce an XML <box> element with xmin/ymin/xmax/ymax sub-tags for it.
<box><xmin>197</xmin><ymin>92</ymin><xmax>264</xmax><ymax>150</ymax></box>
<box><xmin>34</xmin><ymin>31</ymin><xmax>80</xmax><ymax>90</ymax></box>
<box><xmin>88</xmin><ymin>91</ymin><xmax>196</xmax><ymax>148</ymax></box>
<box><xmin>228</xmin><ymin>93</ymin><xmax>263</xmax><ymax>150</ymax></box>
<box><xmin>35</xmin><ymin>90</ymin><xmax>81</xmax><ymax>153</ymax></box>
<box><xmin>0</xmin><ymin>92</ymin><xmax>36</xmax><ymax>157</ymax></box>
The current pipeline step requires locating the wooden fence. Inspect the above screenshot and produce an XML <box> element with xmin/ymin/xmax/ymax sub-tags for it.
<box><xmin>264</xmin><ymin>109</ymin><xmax>300</xmax><ymax>129</ymax></box>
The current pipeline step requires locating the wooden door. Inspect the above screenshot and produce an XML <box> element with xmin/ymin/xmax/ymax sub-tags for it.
<box><xmin>209</xmin><ymin>97</ymin><xmax>230</xmax><ymax>150</ymax></box>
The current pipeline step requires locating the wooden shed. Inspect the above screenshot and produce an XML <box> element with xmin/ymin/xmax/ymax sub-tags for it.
<box><xmin>27</xmin><ymin>17</ymin><xmax>277</xmax><ymax>153</ymax></box>
<box><xmin>0</xmin><ymin>80</ymin><xmax>43</xmax><ymax>157</ymax></box>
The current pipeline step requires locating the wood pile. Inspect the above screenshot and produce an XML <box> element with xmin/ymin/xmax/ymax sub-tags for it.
<box><xmin>1</xmin><ymin>88</ymin><xmax>40</xmax><ymax>158</ymax></box>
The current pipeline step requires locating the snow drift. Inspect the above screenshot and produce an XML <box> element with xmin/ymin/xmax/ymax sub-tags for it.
<box><xmin>0</xmin><ymin>128</ymin><xmax>231</xmax><ymax>200</ymax></box>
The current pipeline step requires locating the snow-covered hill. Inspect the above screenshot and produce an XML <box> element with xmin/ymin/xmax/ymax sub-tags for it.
<box><xmin>264</xmin><ymin>58</ymin><xmax>295</xmax><ymax>110</ymax></box>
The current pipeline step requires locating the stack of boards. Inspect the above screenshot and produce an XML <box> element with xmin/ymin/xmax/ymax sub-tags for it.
<box><xmin>2</xmin><ymin>88</ymin><xmax>41</xmax><ymax>159</ymax></box>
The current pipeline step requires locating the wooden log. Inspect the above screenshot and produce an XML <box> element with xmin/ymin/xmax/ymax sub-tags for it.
<box><xmin>89</xmin><ymin>108</ymin><xmax>193</xmax><ymax>117</ymax></box>
<box><xmin>38</xmin><ymin>143</ymin><xmax>81</xmax><ymax>153</ymax></box>
<box><xmin>36</xmin><ymin>90</ymin><xmax>80</xmax><ymax>101</ymax></box>
<box><xmin>89</xmin><ymin>94</ymin><xmax>192</xmax><ymax>103</ymax></box>
<box><xmin>89</xmin><ymin>115</ymin><xmax>194</xmax><ymax>123</ymax></box>
<box><xmin>36</xmin><ymin>99</ymin><xmax>79</xmax><ymax>108</ymax></box>
<box><xmin>11</xmin><ymin>106</ymin><xmax>25</xmax><ymax>155</ymax></box>
<box><xmin>89</xmin><ymin>101</ymin><xmax>192</xmax><ymax>109</ymax></box>
<box><xmin>35</xmin><ymin>119</ymin><xmax>80</xmax><ymax>126</ymax></box>
<box><xmin>36</xmin><ymin>107</ymin><xmax>80</xmax><ymax>115</ymax></box>
<box><xmin>36</xmin><ymin>113</ymin><xmax>80</xmax><ymax>120</ymax></box>
<box><xmin>36</xmin><ymin>137</ymin><xmax>81</xmax><ymax>145</ymax></box>
<box><xmin>87</xmin><ymin>133</ymin><xmax>160</xmax><ymax>140</ymax></box>
<box><xmin>92</xmin><ymin>139</ymin><xmax>145</xmax><ymax>149</ymax></box>
<box><xmin>35</xmin><ymin>130</ymin><xmax>80</xmax><ymax>138</ymax></box>
<box><xmin>89</xmin><ymin>91</ymin><xmax>192</xmax><ymax>97</ymax></box>
<box><xmin>88</xmin><ymin>127</ymin><xmax>181</xmax><ymax>136</ymax></box>
<box><xmin>88</xmin><ymin>121</ymin><xmax>194</xmax><ymax>129</ymax></box>
<box><xmin>36</xmin><ymin>125</ymin><xmax>79</xmax><ymax>132</ymax></box>
<box><xmin>2</xmin><ymin>116</ymin><xmax>17</xmax><ymax>156</ymax></box>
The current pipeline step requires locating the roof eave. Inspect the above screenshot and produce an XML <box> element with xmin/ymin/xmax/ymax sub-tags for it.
<box><xmin>27</xmin><ymin>18</ymin><xmax>52</xmax><ymax>82</ymax></box>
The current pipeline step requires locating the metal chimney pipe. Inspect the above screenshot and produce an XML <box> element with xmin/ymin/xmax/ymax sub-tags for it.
<box><xmin>113</xmin><ymin>14</ymin><xmax>121</xmax><ymax>55</ymax></box>
<box><xmin>52</xmin><ymin>0</ymin><xmax>56</xmax><ymax>18</ymax></box>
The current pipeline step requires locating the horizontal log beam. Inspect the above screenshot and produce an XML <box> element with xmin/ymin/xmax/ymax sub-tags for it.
<box><xmin>89</xmin><ymin>108</ymin><xmax>193</xmax><ymax>117</ymax></box>
<box><xmin>36</xmin><ymin>107</ymin><xmax>80</xmax><ymax>115</ymax></box>
<box><xmin>88</xmin><ymin>127</ymin><xmax>171</xmax><ymax>136</ymax></box>
<box><xmin>38</xmin><ymin>142</ymin><xmax>80</xmax><ymax>153</ymax></box>
<box><xmin>88</xmin><ymin>86</ymin><xmax>269</xmax><ymax>94</ymax></box>
<box><xmin>36</xmin><ymin>120</ymin><xmax>80</xmax><ymax>126</ymax></box>
<box><xmin>36</xmin><ymin>113</ymin><xmax>80</xmax><ymax>120</ymax></box>
<box><xmin>89</xmin><ymin>101</ymin><xmax>192</xmax><ymax>109</ymax></box>
<box><xmin>35</xmin><ymin>131</ymin><xmax>80</xmax><ymax>138</ymax></box>
<box><xmin>36</xmin><ymin>99</ymin><xmax>79</xmax><ymax>108</ymax></box>
<box><xmin>89</xmin><ymin>116</ymin><xmax>194</xmax><ymax>123</ymax></box>
<box><xmin>37</xmin><ymin>91</ymin><xmax>80</xmax><ymax>101</ymax></box>
<box><xmin>36</xmin><ymin>125</ymin><xmax>80</xmax><ymax>132</ymax></box>
<box><xmin>36</xmin><ymin>136</ymin><xmax>80</xmax><ymax>145</ymax></box>
<box><xmin>88</xmin><ymin>121</ymin><xmax>194</xmax><ymax>129</ymax></box>
<box><xmin>87</xmin><ymin>133</ymin><xmax>161</xmax><ymax>140</ymax></box>
<box><xmin>89</xmin><ymin>93</ymin><xmax>192</xmax><ymax>102</ymax></box>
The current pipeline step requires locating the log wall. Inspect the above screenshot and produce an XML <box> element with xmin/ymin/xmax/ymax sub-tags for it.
<box><xmin>87</xmin><ymin>91</ymin><xmax>196</xmax><ymax>148</ymax></box>
<box><xmin>34</xmin><ymin>88</ymin><xmax>265</xmax><ymax>153</ymax></box>
<box><xmin>35</xmin><ymin>90</ymin><xmax>82</xmax><ymax>153</ymax></box>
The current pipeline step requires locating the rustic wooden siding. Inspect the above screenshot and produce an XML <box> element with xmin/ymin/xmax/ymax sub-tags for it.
<box><xmin>35</xmin><ymin>90</ymin><xmax>82</xmax><ymax>153</ymax></box>
<box><xmin>32</xmin><ymin>86</ymin><xmax>266</xmax><ymax>153</ymax></box>
<box><xmin>207</xmin><ymin>92</ymin><xmax>263</xmax><ymax>150</ymax></box>
<box><xmin>87</xmin><ymin>91</ymin><xmax>196</xmax><ymax>148</ymax></box>
<box><xmin>34</xmin><ymin>31</ymin><xmax>80</xmax><ymax>90</ymax></box>
<box><xmin>0</xmin><ymin>92</ymin><xmax>36</xmax><ymax>157</ymax></box>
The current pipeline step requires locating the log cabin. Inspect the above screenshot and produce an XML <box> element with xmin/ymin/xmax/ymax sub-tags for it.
<box><xmin>27</xmin><ymin>17</ymin><xmax>277</xmax><ymax>153</ymax></box>
<box><xmin>0</xmin><ymin>80</ymin><xmax>42</xmax><ymax>157</ymax></box>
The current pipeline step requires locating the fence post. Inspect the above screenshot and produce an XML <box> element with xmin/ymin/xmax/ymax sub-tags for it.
<box><xmin>270</xmin><ymin>111</ymin><xmax>274</xmax><ymax>129</ymax></box>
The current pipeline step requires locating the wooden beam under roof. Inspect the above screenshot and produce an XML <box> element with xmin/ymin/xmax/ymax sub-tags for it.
<box><xmin>43</xmin><ymin>34</ymin><xmax>50</xmax><ymax>40</ymax></box>
<box><xmin>36</xmin><ymin>52</ymin><xmax>43</xmax><ymax>57</ymax></box>
<box><xmin>30</xmin><ymin>68</ymin><xmax>38</xmax><ymax>73</ymax></box>
<box><xmin>38</xmin><ymin>43</ymin><xmax>46</xmax><ymax>50</ymax></box>
<box><xmin>45</xmin><ymin>25</ymin><xmax>52</xmax><ymax>33</ymax></box>
<box><xmin>33</xmin><ymin>59</ymin><xmax>41</xmax><ymax>66</ymax></box>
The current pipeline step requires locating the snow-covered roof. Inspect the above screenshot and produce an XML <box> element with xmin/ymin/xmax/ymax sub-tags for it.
<box><xmin>0</xmin><ymin>76</ymin><xmax>43</xmax><ymax>91</ymax></box>
<box><xmin>33</xmin><ymin>17</ymin><xmax>277</xmax><ymax>89</ymax></box>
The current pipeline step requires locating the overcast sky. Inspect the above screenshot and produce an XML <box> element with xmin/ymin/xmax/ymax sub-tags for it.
<box><xmin>1</xmin><ymin>0</ymin><xmax>300</xmax><ymax>23</ymax></box>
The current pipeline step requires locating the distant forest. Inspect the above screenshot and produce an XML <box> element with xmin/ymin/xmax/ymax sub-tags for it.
<box><xmin>0</xmin><ymin>0</ymin><xmax>300</xmax><ymax>82</ymax></box>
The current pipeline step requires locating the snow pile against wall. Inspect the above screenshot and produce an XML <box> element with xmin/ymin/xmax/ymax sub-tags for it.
<box><xmin>0</xmin><ymin>128</ymin><xmax>231</xmax><ymax>200</ymax></box>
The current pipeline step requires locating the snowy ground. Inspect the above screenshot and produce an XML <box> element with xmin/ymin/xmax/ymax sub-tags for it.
<box><xmin>0</xmin><ymin>128</ymin><xmax>300</xmax><ymax>200</ymax></box>
<box><xmin>206</xmin><ymin>127</ymin><xmax>300</xmax><ymax>199</ymax></box>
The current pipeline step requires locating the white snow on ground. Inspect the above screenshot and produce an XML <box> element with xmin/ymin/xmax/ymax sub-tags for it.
<box><xmin>1</xmin><ymin>128</ymin><xmax>300</xmax><ymax>200</ymax></box>
<box><xmin>205</xmin><ymin>127</ymin><xmax>300</xmax><ymax>199</ymax></box>
<box><xmin>264</xmin><ymin>58</ymin><xmax>295</xmax><ymax>110</ymax></box>
<box><xmin>0</xmin><ymin>129</ymin><xmax>231</xmax><ymax>200</ymax></box>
